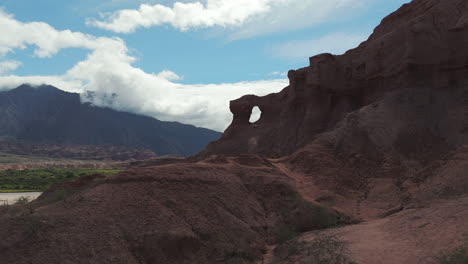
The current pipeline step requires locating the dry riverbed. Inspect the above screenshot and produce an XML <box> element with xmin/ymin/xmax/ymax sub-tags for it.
<box><xmin>0</xmin><ymin>192</ymin><xmax>42</xmax><ymax>205</ymax></box>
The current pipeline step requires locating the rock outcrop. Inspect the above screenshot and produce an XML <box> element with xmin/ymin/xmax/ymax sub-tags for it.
<box><xmin>202</xmin><ymin>0</ymin><xmax>468</xmax><ymax>158</ymax></box>
<box><xmin>2</xmin><ymin>0</ymin><xmax>468</xmax><ymax>264</ymax></box>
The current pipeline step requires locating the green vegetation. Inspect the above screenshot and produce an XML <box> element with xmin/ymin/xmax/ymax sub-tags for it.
<box><xmin>274</xmin><ymin>224</ymin><xmax>299</xmax><ymax>244</ymax></box>
<box><xmin>16</xmin><ymin>211</ymin><xmax>44</xmax><ymax>237</ymax></box>
<box><xmin>274</xmin><ymin>198</ymin><xmax>353</xmax><ymax>244</ymax></box>
<box><xmin>0</xmin><ymin>168</ymin><xmax>121</xmax><ymax>192</ymax></box>
<box><xmin>288</xmin><ymin>201</ymin><xmax>344</xmax><ymax>232</ymax></box>
<box><xmin>1</xmin><ymin>199</ymin><xmax>47</xmax><ymax>239</ymax></box>
<box><xmin>435</xmin><ymin>236</ymin><xmax>468</xmax><ymax>264</ymax></box>
<box><xmin>15</xmin><ymin>196</ymin><xmax>31</xmax><ymax>204</ymax></box>
<box><xmin>222</xmin><ymin>249</ymin><xmax>256</xmax><ymax>264</ymax></box>
<box><xmin>273</xmin><ymin>234</ymin><xmax>357</xmax><ymax>264</ymax></box>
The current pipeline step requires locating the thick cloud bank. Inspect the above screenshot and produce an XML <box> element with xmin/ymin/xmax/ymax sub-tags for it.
<box><xmin>0</xmin><ymin>10</ymin><xmax>287</xmax><ymax>131</ymax></box>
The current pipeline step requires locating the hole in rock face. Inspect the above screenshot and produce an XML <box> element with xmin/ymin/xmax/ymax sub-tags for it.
<box><xmin>249</xmin><ymin>106</ymin><xmax>262</xmax><ymax>124</ymax></box>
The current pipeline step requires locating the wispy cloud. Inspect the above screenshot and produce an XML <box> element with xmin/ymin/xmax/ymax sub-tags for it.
<box><xmin>270</xmin><ymin>32</ymin><xmax>368</xmax><ymax>60</ymax></box>
<box><xmin>86</xmin><ymin>0</ymin><xmax>271</xmax><ymax>33</ymax></box>
<box><xmin>155</xmin><ymin>70</ymin><xmax>183</xmax><ymax>81</ymax></box>
<box><xmin>268</xmin><ymin>71</ymin><xmax>287</xmax><ymax>77</ymax></box>
<box><xmin>87</xmin><ymin>0</ymin><xmax>371</xmax><ymax>39</ymax></box>
<box><xmin>0</xmin><ymin>60</ymin><xmax>21</xmax><ymax>76</ymax></box>
<box><xmin>0</xmin><ymin>10</ymin><xmax>127</xmax><ymax>58</ymax></box>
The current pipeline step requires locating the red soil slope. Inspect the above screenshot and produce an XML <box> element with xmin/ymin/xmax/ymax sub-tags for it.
<box><xmin>2</xmin><ymin>0</ymin><xmax>468</xmax><ymax>263</ymax></box>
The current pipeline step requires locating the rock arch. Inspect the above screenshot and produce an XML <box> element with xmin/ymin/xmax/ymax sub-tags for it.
<box><xmin>249</xmin><ymin>106</ymin><xmax>262</xmax><ymax>124</ymax></box>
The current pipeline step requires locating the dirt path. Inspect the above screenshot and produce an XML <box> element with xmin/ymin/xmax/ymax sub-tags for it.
<box><xmin>272</xmin><ymin>161</ymin><xmax>365</xmax><ymax>220</ymax></box>
<box><xmin>257</xmin><ymin>245</ymin><xmax>276</xmax><ymax>264</ymax></box>
<box><xmin>272</xmin><ymin>162</ymin><xmax>321</xmax><ymax>203</ymax></box>
<box><xmin>298</xmin><ymin>196</ymin><xmax>468</xmax><ymax>264</ymax></box>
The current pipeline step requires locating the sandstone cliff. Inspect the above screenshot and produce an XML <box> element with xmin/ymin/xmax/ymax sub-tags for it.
<box><xmin>1</xmin><ymin>1</ymin><xmax>468</xmax><ymax>263</ymax></box>
<box><xmin>202</xmin><ymin>0</ymin><xmax>468</xmax><ymax>158</ymax></box>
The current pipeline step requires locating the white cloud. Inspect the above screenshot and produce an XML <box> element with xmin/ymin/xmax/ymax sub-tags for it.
<box><xmin>155</xmin><ymin>70</ymin><xmax>183</xmax><ymax>81</ymax></box>
<box><xmin>0</xmin><ymin>60</ymin><xmax>22</xmax><ymax>76</ymax></box>
<box><xmin>0</xmin><ymin>10</ymin><xmax>287</xmax><ymax>131</ymax></box>
<box><xmin>0</xmin><ymin>10</ymin><xmax>110</xmax><ymax>58</ymax></box>
<box><xmin>0</xmin><ymin>75</ymin><xmax>83</xmax><ymax>93</ymax></box>
<box><xmin>268</xmin><ymin>71</ymin><xmax>287</xmax><ymax>77</ymax></box>
<box><xmin>87</xmin><ymin>0</ymin><xmax>271</xmax><ymax>33</ymax></box>
<box><xmin>271</xmin><ymin>32</ymin><xmax>368</xmax><ymax>60</ymax></box>
<box><xmin>87</xmin><ymin>0</ymin><xmax>370</xmax><ymax>38</ymax></box>
<box><xmin>229</xmin><ymin>0</ymin><xmax>371</xmax><ymax>40</ymax></box>
<box><xmin>0</xmin><ymin>73</ymin><xmax>287</xmax><ymax>131</ymax></box>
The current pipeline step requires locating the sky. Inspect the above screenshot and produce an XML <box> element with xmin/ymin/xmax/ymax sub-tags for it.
<box><xmin>0</xmin><ymin>0</ymin><xmax>410</xmax><ymax>131</ymax></box>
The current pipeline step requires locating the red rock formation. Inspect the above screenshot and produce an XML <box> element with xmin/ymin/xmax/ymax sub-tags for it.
<box><xmin>0</xmin><ymin>158</ymin><xmax>351</xmax><ymax>264</ymax></box>
<box><xmin>202</xmin><ymin>0</ymin><xmax>468</xmax><ymax>158</ymax></box>
<box><xmin>2</xmin><ymin>1</ymin><xmax>468</xmax><ymax>264</ymax></box>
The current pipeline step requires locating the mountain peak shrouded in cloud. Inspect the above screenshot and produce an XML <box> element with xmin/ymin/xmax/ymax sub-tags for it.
<box><xmin>0</xmin><ymin>8</ymin><xmax>288</xmax><ymax>131</ymax></box>
<box><xmin>0</xmin><ymin>1</ymin><xmax>410</xmax><ymax>131</ymax></box>
<box><xmin>0</xmin><ymin>84</ymin><xmax>221</xmax><ymax>156</ymax></box>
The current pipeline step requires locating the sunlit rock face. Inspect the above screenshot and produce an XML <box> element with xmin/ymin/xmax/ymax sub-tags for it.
<box><xmin>201</xmin><ymin>0</ymin><xmax>468</xmax><ymax>158</ymax></box>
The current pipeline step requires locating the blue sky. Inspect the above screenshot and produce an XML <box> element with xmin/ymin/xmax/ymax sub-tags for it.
<box><xmin>0</xmin><ymin>0</ymin><xmax>410</xmax><ymax>131</ymax></box>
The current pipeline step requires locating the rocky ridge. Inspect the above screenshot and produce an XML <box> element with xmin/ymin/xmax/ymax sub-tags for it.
<box><xmin>0</xmin><ymin>84</ymin><xmax>221</xmax><ymax>157</ymax></box>
<box><xmin>0</xmin><ymin>140</ymin><xmax>157</xmax><ymax>161</ymax></box>
<box><xmin>1</xmin><ymin>0</ymin><xmax>468</xmax><ymax>263</ymax></box>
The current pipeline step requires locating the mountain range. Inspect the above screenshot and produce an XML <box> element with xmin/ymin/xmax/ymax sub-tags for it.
<box><xmin>0</xmin><ymin>84</ymin><xmax>221</xmax><ymax>156</ymax></box>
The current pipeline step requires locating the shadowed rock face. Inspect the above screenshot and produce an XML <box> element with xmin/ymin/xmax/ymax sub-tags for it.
<box><xmin>3</xmin><ymin>1</ymin><xmax>468</xmax><ymax>264</ymax></box>
<box><xmin>202</xmin><ymin>0</ymin><xmax>468</xmax><ymax>158</ymax></box>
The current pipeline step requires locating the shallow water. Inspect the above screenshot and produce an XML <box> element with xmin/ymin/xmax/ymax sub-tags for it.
<box><xmin>0</xmin><ymin>192</ymin><xmax>42</xmax><ymax>205</ymax></box>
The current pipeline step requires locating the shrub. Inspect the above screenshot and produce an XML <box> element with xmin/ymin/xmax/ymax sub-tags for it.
<box><xmin>3</xmin><ymin>204</ymin><xmax>46</xmax><ymax>239</ymax></box>
<box><xmin>290</xmin><ymin>202</ymin><xmax>340</xmax><ymax>232</ymax></box>
<box><xmin>223</xmin><ymin>249</ymin><xmax>255</xmax><ymax>262</ymax></box>
<box><xmin>275</xmin><ymin>199</ymin><xmax>351</xmax><ymax>243</ymax></box>
<box><xmin>16</xmin><ymin>211</ymin><xmax>44</xmax><ymax>237</ymax></box>
<box><xmin>301</xmin><ymin>234</ymin><xmax>357</xmax><ymax>264</ymax></box>
<box><xmin>274</xmin><ymin>234</ymin><xmax>357</xmax><ymax>264</ymax></box>
<box><xmin>274</xmin><ymin>224</ymin><xmax>299</xmax><ymax>244</ymax></box>
<box><xmin>434</xmin><ymin>236</ymin><xmax>468</xmax><ymax>264</ymax></box>
<box><xmin>15</xmin><ymin>196</ymin><xmax>30</xmax><ymax>205</ymax></box>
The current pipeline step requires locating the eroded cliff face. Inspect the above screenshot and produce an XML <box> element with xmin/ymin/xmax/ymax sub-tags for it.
<box><xmin>202</xmin><ymin>0</ymin><xmax>468</xmax><ymax>158</ymax></box>
<box><xmin>2</xmin><ymin>1</ymin><xmax>468</xmax><ymax>264</ymax></box>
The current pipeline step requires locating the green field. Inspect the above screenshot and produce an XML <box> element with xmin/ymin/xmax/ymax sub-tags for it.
<box><xmin>0</xmin><ymin>168</ymin><xmax>121</xmax><ymax>192</ymax></box>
